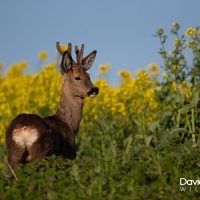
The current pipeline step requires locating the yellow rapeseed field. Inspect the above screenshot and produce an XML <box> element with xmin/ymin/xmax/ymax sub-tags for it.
<box><xmin>0</xmin><ymin>59</ymin><xmax>162</xmax><ymax>143</ymax></box>
<box><xmin>0</xmin><ymin>57</ymin><xmax>192</xmax><ymax>144</ymax></box>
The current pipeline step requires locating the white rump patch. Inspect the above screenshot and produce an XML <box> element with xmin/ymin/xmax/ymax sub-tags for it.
<box><xmin>12</xmin><ymin>126</ymin><xmax>39</xmax><ymax>148</ymax></box>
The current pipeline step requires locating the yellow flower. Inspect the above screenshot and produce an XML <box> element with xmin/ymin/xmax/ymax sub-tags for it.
<box><xmin>180</xmin><ymin>81</ymin><xmax>192</xmax><ymax>97</ymax></box>
<box><xmin>156</xmin><ymin>28</ymin><xmax>165</xmax><ymax>36</ymax></box>
<box><xmin>19</xmin><ymin>61</ymin><xmax>29</xmax><ymax>69</ymax></box>
<box><xmin>162</xmin><ymin>73</ymin><xmax>169</xmax><ymax>79</ymax></box>
<box><xmin>186</xmin><ymin>27</ymin><xmax>197</xmax><ymax>37</ymax></box>
<box><xmin>173</xmin><ymin>38</ymin><xmax>182</xmax><ymax>46</ymax></box>
<box><xmin>145</xmin><ymin>88</ymin><xmax>154</xmax><ymax>99</ymax></box>
<box><xmin>117</xmin><ymin>70</ymin><xmax>131</xmax><ymax>79</ymax></box>
<box><xmin>148</xmin><ymin>64</ymin><xmax>160</xmax><ymax>74</ymax></box>
<box><xmin>136</xmin><ymin>70</ymin><xmax>149</xmax><ymax>79</ymax></box>
<box><xmin>172</xmin><ymin>82</ymin><xmax>177</xmax><ymax>91</ymax></box>
<box><xmin>156</xmin><ymin>87</ymin><xmax>161</xmax><ymax>91</ymax></box>
<box><xmin>38</xmin><ymin>51</ymin><xmax>49</xmax><ymax>61</ymax></box>
<box><xmin>172</xmin><ymin>22</ymin><xmax>180</xmax><ymax>29</ymax></box>
<box><xmin>172</xmin><ymin>22</ymin><xmax>177</xmax><ymax>27</ymax></box>
<box><xmin>172</xmin><ymin>65</ymin><xmax>179</xmax><ymax>71</ymax></box>
<box><xmin>99</xmin><ymin>64</ymin><xmax>110</xmax><ymax>73</ymax></box>
<box><xmin>186</xmin><ymin>41</ymin><xmax>195</xmax><ymax>49</ymax></box>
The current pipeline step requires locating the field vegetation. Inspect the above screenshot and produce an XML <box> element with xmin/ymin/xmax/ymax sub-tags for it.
<box><xmin>0</xmin><ymin>23</ymin><xmax>200</xmax><ymax>199</ymax></box>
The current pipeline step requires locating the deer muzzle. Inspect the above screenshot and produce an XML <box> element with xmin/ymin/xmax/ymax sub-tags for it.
<box><xmin>87</xmin><ymin>87</ymin><xmax>99</xmax><ymax>98</ymax></box>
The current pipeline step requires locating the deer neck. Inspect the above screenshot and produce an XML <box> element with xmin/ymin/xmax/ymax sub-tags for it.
<box><xmin>55</xmin><ymin>88</ymin><xmax>84</xmax><ymax>134</ymax></box>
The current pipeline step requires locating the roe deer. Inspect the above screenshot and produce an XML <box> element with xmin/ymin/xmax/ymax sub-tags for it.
<box><xmin>6</xmin><ymin>42</ymin><xmax>99</xmax><ymax>169</ymax></box>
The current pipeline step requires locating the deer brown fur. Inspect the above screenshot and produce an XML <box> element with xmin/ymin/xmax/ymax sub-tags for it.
<box><xmin>6</xmin><ymin>42</ymin><xmax>99</xmax><ymax>169</ymax></box>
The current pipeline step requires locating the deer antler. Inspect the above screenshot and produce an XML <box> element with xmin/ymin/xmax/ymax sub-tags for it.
<box><xmin>57</xmin><ymin>42</ymin><xmax>88</xmax><ymax>65</ymax></box>
<box><xmin>56</xmin><ymin>42</ymin><xmax>64</xmax><ymax>55</ymax></box>
<box><xmin>56</xmin><ymin>42</ymin><xmax>74</xmax><ymax>64</ymax></box>
<box><xmin>56</xmin><ymin>42</ymin><xmax>72</xmax><ymax>56</ymax></box>
<box><xmin>67</xmin><ymin>43</ymin><xmax>72</xmax><ymax>56</ymax></box>
<box><xmin>80</xmin><ymin>44</ymin><xmax>84</xmax><ymax>64</ymax></box>
<box><xmin>75</xmin><ymin>44</ymin><xmax>85</xmax><ymax>64</ymax></box>
<box><xmin>75</xmin><ymin>45</ymin><xmax>80</xmax><ymax>63</ymax></box>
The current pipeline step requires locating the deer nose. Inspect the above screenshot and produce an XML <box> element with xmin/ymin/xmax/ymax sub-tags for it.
<box><xmin>87</xmin><ymin>87</ymin><xmax>99</xmax><ymax>97</ymax></box>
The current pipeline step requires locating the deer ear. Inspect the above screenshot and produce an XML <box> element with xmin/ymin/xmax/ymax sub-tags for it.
<box><xmin>61</xmin><ymin>51</ymin><xmax>73</xmax><ymax>73</ymax></box>
<box><xmin>82</xmin><ymin>50</ymin><xmax>97</xmax><ymax>71</ymax></box>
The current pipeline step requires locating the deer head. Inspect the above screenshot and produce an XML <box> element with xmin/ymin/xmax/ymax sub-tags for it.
<box><xmin>56</xmin><ymin>42</ymin><xmax>99</xmax><ymax>99</ymax></box>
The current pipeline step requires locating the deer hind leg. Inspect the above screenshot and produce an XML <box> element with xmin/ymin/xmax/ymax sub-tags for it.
<box><xmin>26</xmin><ymin>132</ymin><xmax>52</xmax><ymax>161</ymax></box>
<box><xmin>7</xmin><ymin>140</ymin><xmax>27</xmax><ymax>169</ymax></box>
<box><xmin>27</xmin><ymin>142</ymin><xmax>48</xmax><ymax>161</ymax></box>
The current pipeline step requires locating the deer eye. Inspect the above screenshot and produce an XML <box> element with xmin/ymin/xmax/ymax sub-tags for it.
<box><xmin>75</xmin><ymin>76</ymin><xmax>81</xmax><ymax>81</ymax></box>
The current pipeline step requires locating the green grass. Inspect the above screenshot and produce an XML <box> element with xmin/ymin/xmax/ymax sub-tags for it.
<box><xmin>0</xmin><ymin>116</ymin><xmax>200</xmax><ymax>200</ymax></box>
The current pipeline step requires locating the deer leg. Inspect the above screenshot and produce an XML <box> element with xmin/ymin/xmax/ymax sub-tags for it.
<box><xmin>26</xmin><ymin>135</ymin><xmax>52</xmax><ymax>161</ymax></box>
<box><xmin>7</xmin><ymin>143</ymin><xmax>27</xmax><ymax>169</ymax></box>
<box><xmin>62</xmin><ymin>141</ymin><xmax>76</xmax><ymax>160</ymax></box>
<box><xmin>27</xmin><ymin>143</ymin><xmax>46</xmax><ymax>161</ymax></box>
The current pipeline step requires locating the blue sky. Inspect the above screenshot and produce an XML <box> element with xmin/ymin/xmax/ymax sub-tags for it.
<box><xmin>0</xmin><ymin>0</ymin><xmax>200</xmax><ymax>84</ymax></box>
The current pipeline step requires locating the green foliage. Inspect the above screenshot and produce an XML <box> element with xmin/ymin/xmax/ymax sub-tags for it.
<box><xmin>1</xmin><ymin>114</ymin><xmax>200</xmax><ymax>199</ymax></box>
<box><xmin>155</xmin><ymin>23</ymin><xmax>200</xmax><ymax>147</ymax></box>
